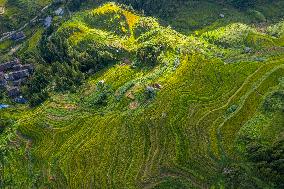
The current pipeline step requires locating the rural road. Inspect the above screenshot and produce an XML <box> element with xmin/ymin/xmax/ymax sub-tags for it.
<box><xmin>0</xmin><ymin>3</ymin><xmax>52</xmax><ymax>42</ymax></box>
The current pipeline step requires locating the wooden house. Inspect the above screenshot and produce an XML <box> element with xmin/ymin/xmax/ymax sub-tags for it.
<box><xmin>10</xmin><ymin>32</ymin><xmax>26</xmax><ymax>41</ymax></box>
<box><xmin>7</xmin><ymin>87</ymin><xmax>20</xmax><ymax>98</ymax></box>
<box><xmin>6</xmin><ymin>69</ymin><xmax>30</xmax><ymax>81</ymax></box>
<box><xmin>0</xmin><ymin>59</ymin><xmax>19</xmax><ymax>72</ymax></box>
<box><xmin>21</xmin><ymin>64</ymin><xmax>34</xmax><ymax>73</ymax></box>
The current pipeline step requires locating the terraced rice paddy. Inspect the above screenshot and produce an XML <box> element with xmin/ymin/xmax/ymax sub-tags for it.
<box><xmin>8</xmin><ymin>57</ymin><xmax>283</xmax><ymax>188</ymax></box>
<box><xmin>0</xmin><ymin>2</ymin><xmax>283</xmax><ymax>189</ymax></box>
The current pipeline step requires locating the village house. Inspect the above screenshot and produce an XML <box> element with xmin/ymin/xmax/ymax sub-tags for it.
<box><xmin>12</xmin><ymin>78</ymin><xmax>26</xmax><ymax>87</ymax></box>
<box><xmin>0</xmin><ymin>59</ymin><xmax>19</xmax><ymax>72</ymax></box>
<box><xmin>21</xmin><ymin>64</ymin><xmax>34</xmax><ymax>73</ymax></box>
<box><xmin>6</xmin><ymin>69</ymin><xmax>30</xmax><ymax>81</ymax></box>
<box><xmin>14</xmin><ymin>96</ymin><xmax>28</xmax><ymax>104</ymax></box>
<box><xmin>12</xmin><ymin>64</ymin><xmax>22</xmax><ymax>71</ymax></box>
<box><xmin>10</xmin><ymin>31</ymin><xmax>26</xmax><ymax>41</ymax></box>
<box><xmin>0</xmin><ymin>58</ymin><xmax>33</xmax><ymax>101</ymax></box>
<box><xmin>7</xmin><ymin>87</ymin><xmax>20</xmax><ymax>98</ymax></box>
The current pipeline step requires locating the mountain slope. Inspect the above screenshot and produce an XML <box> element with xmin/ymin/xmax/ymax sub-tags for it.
<box><xmin>0</xmin><ymin>2</ymin><xmax>284</xmax><ymax>189</ymax></box>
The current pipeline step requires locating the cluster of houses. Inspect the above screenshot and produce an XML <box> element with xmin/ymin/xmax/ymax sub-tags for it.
<box><xmin>1</xmin><ymin>4</ymin><xmax>66</xmax><ymax>42</ymax></box>
<box><xmin>0</xmin><ymin>58</ymin><xmax>33</xmax><ymax>103</ymax></box>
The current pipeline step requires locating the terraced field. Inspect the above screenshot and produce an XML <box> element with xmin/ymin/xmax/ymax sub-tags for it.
<box><xmin>0</xmin><ymin>2</ymin><xmax>284</xmax><ymax>189</ymax></box>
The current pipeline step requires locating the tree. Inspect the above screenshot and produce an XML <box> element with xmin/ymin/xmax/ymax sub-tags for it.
<box><xmin>136</xmin><ymin>42</ymin><xmax>164</xmax><ymax>67</ymax></box>
<box><xmin>228</xmin><ymin>0</ymin><xmax>257</xmax><ymax>9</ymax></box>
<box><xmin>22</xmin><ymin>65</ymin><xmax>51</xmax><ymax>107</ymax></box>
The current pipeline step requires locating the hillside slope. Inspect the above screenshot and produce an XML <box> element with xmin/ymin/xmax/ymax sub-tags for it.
<box><xmin>0</xmin><ymin>2</ymin><xmax>284</xmax><ymax>189</ymax></box>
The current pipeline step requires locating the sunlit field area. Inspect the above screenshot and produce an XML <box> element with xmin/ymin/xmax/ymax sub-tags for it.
<box><xmin>0</xmin><ymin>0</ymin><xmax>283</xmax><ymax>188</ymax></box>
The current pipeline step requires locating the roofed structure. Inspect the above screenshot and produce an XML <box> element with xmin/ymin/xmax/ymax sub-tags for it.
<box><xmin>0</xmin><ymin>59</ymin><xmax>19</xmax><ymax>72</ymax></box>
<box><xmin>7</xmin><ymin>87</ymin><xmax>20</xmax><ymax>98</ymax></box>
<box><xmin>10</xmin><ymin>32</ymin><xmax>26</xmax><ymax>41</ymax></box>
<box><xmin>21</xmin><ymin>64</ymin><xmax>34</xmax><ymax>73</ymax></box>
<box><xmin>44</xmin><ymin>16</ymin><xmax>52</xmax><ymax>27</ymax></box>
<box><xmin>6</xmin><ymin>69</ymin><xmax>30</xmax><ymax>81</ymax></box>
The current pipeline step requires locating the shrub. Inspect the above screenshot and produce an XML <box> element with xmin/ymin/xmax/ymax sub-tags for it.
<box><xmin>133</xmin><ymin>17</ymin><xmax>159</xmax><ymax>38</ymax></box>
<box><xmin>85</xmin><ymin>5</ymin><xmax>131</xmax><ymax>36</ymax></box>
<box><xmin>267</xmin><ymin>21</ymin><xmax>284</xmax><ymax>38</ymax></box>
<box><xmin>226</xmin><ymin>104</ymin><xmax>238</xmax><ymax>114</ymax></box>
<box><xmin>201</xmin><ymin>23</ymin><xmax>257</xmax><ymax>48</ymax></box>
<box><xmin>71</xmin><ymin>38</ymin><xmax>123</xmax><ymax>73</ymax></box>
<box><xmin>29</xmin><ymin>91</ymin><xmax>49</xmax><ymax>107</ymax></box>
<box><xmin>0</xmin><ymin>87</ymin><xmax>5</xmax><ymax>100</ymax></box>
<box><xmin>145</xmin><ymin>86</ymin><xmax>156</xmax><ymax>99</ymax></box>
<box><xmin>248</xmin><ymin>9</ymin><xmax>266</xmax><ymax>22</ymax></box>
<box><xmin>262</xmin><ymin>91</ymin><xmax>284</xmax><ymax>113</ymax></box>
<box><xmin>245</xmin><ymin>137</ymin><xmax>284</xmax><ymax>188</ymax></box>
<box><xmin>23</xmin><ymin>65</ymin><xmax>51</xmax><ymax>107</ymax></box>
<box><xmin>52</xmin><ymin>61</ymin><xmax>85</xmax><ymax>92</ymax></box>
<box><xmin>87</xmin><ymin>81</ymin><xmax>112</xmax><ymax>107</ymax></box>
<box><xmin>223</xmin><ymin>163</ymin><xmax>259</xmax><ymax>188</ymax></box>
<box><xmin>67</xmin><ymin>0</ymin><xmax>87</xmax><ymax>11</ymax></box>
<box><xmin>228</xmin><ymin>0</ymin><xmax>257</xmax><ymax>9</ymax></box>
<box><xmin>246</xmin><ymin>33</ymin><xmax>275</xmax><ymax>49</ymax></box>
<box><xmin>135</xmin><ymin>42</ymin><xmax>164</xmax><ymax>67</ymax></box>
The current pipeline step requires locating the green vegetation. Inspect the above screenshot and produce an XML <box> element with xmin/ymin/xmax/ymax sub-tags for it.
<box><xmin>0</xmin><ymin>0</ymin><xmax>51</xmax><ymax>33</ymax></box>
<box><xmin>0</xmin><ymin>1</ymin><xmax>284</xmax><ymax>188</ymax></box>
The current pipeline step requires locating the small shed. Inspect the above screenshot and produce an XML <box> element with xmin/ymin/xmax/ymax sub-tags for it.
<box><xmin>0</xmin><ymin>104</ymin><xmax>9</xmax><ymax>109</ymax></box>
<box><xmin>55</xmin><ymin>8</ymin><xmax>64</xmax><ymax>16</ymax></box>
<box><xmin>14</xmin><ymin>96</ymin><xmax>28</xmax><ymax>104</ymax></box>
<box><xmin>44</xmin><ymin>16</ymin><xmax>52</xmax><ymax>28</ymax></box>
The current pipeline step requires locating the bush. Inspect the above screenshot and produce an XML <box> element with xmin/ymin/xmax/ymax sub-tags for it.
<box><xmin>86</xmin><ymin>81</ymin><xmax>112</xmax><ymax>107</ymax></box>
<box><xmin>84</xmin><ymin>5</ymin><xmax>130</xmax><ymax>36</ymax></box>
<box><xmin>67</xmin><ymin>0</ymin><xmax>87</xmax><ymax>11</ymax></box>
<box><xmin>245</xmin><ymin>137</ymin><xmax>284</xmax><ymax>188</ymax></box>
<box><xmin>29</xmin><ymin>91</ymin><xmax>49</xmax><ymax>107</ymax></box>
<box><xmin>145</xmin><ymin>86</ymin><xmax>156</xmax><ymax>99</ymax></box>
<box><xmin>248</xmin><ymin>9</ymin><xmax>266</xmax><ymax>22</ymax></box>
<box><xmin>133</xmin><ymin>17</ymin><xmax>159</xmax><ymax>38</ymax></box>
<box><xmin>136</xmin><ymin>42</ymin><xmax>164</xmax><ymax>67</ymax></box>
<box><xmin>0</xmin><ymin>87</ymin><xmax>5</xmax><ymax>100</ymax></box>
<box><xmin>52</xmin><ymin>61</ymin><xmax>85</xmax><ymax>92</ymax></box>
<box><xmin>228</xmin><ymin>0</ymin><xmax>257</xmax><ymax>9</ymax></box>
<box><xmin>23</xmin><ymin>65</ymin><xmax>51</xmax><ymax>107</ymax></box>
<box><xmin>201</xmin><ymin>23</ymin><xmax>257</xmax><ymax>48</ymax></box>
<box><xmin>268</xmin><ymin>21</ymin><xmax>284</xmax><ymax>38</ymax></box>
<box><xmin>223</xmin><ymin>163</ymin><xmax>259</xmax><ymax>188</ymax></box>
<box><xmin>263</xmin><ymin>91</ymin><xmax>284</xmax><ymax>113</ymax></box>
